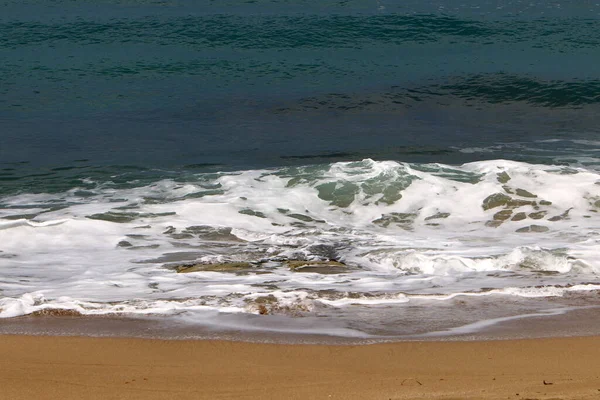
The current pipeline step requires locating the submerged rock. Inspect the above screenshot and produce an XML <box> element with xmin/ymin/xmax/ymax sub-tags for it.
<box><xmin>238</xmin><ymin>209</ymin><xmax>267</xmax><ymax>218</ymax></box>
<box><xmin>424</xmin><ymin>212</ymin><xmax>450</xmax><ymax>221</ymax></box>
<box><xmin>482</xmin><ymin>193</ymin><xmax>511</xmax><ymax>210</ymax></box>
<box><xmin>528</xmin><ymin>211</ymin><xmax>547</xmax><ymax>220</ymax></box>
<box><xmin>485</xmin><ymin>220</ymin><xmax>503</xmax><ymax>228</ymax></box>
<box><xmin>253</xmin><ymin>294</ymin><xmax>278</xmax><ymax>304</ymax></box>
<box><xmin>515</xmin><ymin>188</ymin><xmax>537</xmax><ymax>198</ymax></box>
<box><xmin>482</xmin><ymin>192</ymin><xmax>539</xmax><ymax>211</ymax></box>
<box><xmin>175</xmin><ymin>262</ymin><xmax>253</xmax><ymax>273</ymax></box>
<box><xmin>511</xmin><ymin>212</ymin><xmax>527</xmax><ymax>221</ymax></box>
<box><xmin>181</xmin><ymin>225</ymin><xmax>244</xmax><ymax>242</ymax></box>
<box><xmin>549</xmin><ymin>209</ymin><xmax>571</xmax><ymax>221</ymax></box>
<box><xmin>516</xmin><ymin>225</ymin><xmax>549</xmax><ymax>233</ymax></box>
<box><xmin>493</xmin><ymin>209</ymin><xmax>513</xmax><ymax>221</ymax></box>
<box><xmin>288</xmin><ymin>213</ymin><xmax>325</xmax><ymax>223</ymax></box>
<box><xmin>285</xmin><ymin>260</ymin><xmax>350</xmax><ymax>274</ymax></box>
<box><xmin>496</xmin><ymin>171</ymin><xmax>511</xmax><ymax>184</ymax></box>
<box><xmin>506</xmin><ymin>198</ymin><xmax>537</xmax><ymax>208</ymax></box>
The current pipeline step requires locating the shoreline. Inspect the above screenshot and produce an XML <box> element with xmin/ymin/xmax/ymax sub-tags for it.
<box><xmin>4</xmin><ymin>303</ymin><xmax>600</xmax><ymax>344</ymax></box>
<box><xmin>2</xmin><ymin>334</ymin><xmax>600</xmax><ymax>400</ymax></box>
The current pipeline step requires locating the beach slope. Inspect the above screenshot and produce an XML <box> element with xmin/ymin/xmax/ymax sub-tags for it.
<box><xmin>2</xmin><ymin>335</ymin><xmax>600</xmax><ymax>400</ymax></box>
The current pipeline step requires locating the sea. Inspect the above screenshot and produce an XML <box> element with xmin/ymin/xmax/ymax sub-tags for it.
<box><xmin>2</xmin><ymin>0</ymin><xmax>600</xmax><ymax>341</ymax></box>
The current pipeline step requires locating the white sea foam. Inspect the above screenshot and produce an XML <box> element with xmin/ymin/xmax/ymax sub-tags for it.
<box><xmin>1</xmin><ymin>159</ymin><xmax>600</xmax><ymax>335</ymax></box>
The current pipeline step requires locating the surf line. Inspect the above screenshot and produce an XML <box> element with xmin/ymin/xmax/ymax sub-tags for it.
<box><xmin>416</xmin><ymin>305</ymin><xmax>600</xmax><ymax>338</ymax></box>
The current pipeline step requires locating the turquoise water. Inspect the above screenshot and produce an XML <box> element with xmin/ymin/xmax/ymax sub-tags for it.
<box><xmin>2</xmin><ymin>0</ymin><xmax>600</xmax><ymax>173</ymax></box>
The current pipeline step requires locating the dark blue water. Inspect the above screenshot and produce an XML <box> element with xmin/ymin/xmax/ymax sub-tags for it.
<box><xmin>2</xmin><ymin>0</ymin><xmax>600</xmax><ymax>180</ymax></box>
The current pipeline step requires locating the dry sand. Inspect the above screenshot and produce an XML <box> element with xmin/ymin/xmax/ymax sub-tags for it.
<box><xmin>2</xmin><ymin>335</ymin><xmax>600</xmax><ymax>400</ymax></box>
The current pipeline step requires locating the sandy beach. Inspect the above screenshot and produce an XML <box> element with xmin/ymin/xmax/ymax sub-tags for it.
<box><xmin>2</xmin><ymin>334</ymin><xmax>600</xmax><ymax>400</ymax></box>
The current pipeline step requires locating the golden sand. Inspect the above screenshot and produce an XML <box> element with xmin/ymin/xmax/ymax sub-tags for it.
<box><xmin>2</xmin><ymin>335</ymin><xmax>600</xmax><ymax>399</ymax></box>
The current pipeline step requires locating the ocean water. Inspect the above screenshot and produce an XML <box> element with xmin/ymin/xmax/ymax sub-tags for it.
<box><xmin>2</xmin><ymin>0</ymin><xmax>600</xmax><ymax>339</ymax></box>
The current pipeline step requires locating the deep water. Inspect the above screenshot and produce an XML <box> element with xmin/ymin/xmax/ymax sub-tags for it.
<box><xmin>2</xmin><ymin>0</ymin><xmax>600</xmax><ymax>172</ymax></box>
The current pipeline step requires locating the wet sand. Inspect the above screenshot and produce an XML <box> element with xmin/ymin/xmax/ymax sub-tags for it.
<box><xmin>2</xmin><ymin>334</ymin><xmax>600</xmax><ymax>400</ymax></box>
